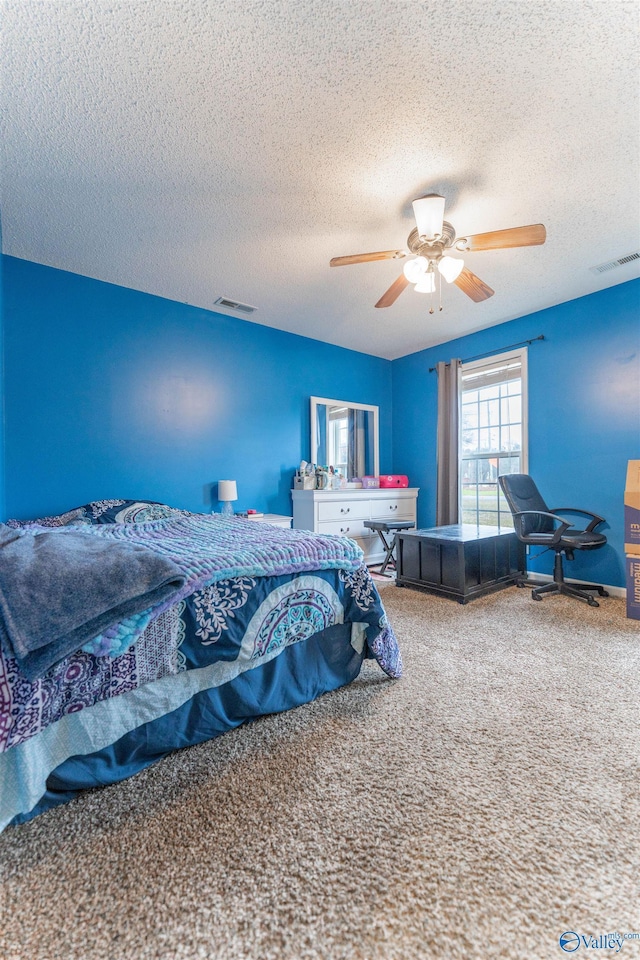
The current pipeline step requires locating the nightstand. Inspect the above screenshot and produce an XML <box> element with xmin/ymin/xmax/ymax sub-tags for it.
<box><xmin>245</xmin><ymin>514</ymin><xmax>293</xmax><ymax>529</ymax></box>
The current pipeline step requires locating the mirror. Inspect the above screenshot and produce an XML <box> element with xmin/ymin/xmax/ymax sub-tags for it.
<box><xmin>310</xmin><ymin>397</ymin><xmax>379</xmax><ymax>479</ymax></box>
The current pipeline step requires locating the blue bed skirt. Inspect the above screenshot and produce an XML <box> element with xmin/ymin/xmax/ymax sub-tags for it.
<box><xmin>11</xmin><ymin>623</ymin><xmax>365</xmax><ymax>825</ymax></box>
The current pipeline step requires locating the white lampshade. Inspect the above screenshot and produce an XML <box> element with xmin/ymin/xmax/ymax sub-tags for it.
<box><xmin>412</xmin><ymin>194</ymin><xmax>446</xmax><ymax>240</ymax></box>
<box><xmin>403</xmin><ymin>256</ymin><xmax>428</xmax><ymax>283</ymax></box>
<box><xmin>414</xmin><ymin>271</ymin><xmax>436</xmax><ymax>293</ymax></box>
<box><xmin>218</xmin><ymin>480</ymin><xmax>238</xmax><ymax>502</ymax></box>
<box><xmin>438</xmin><ymin>256</ymin><xmax>464</xmax><ymax>283</ymax></box>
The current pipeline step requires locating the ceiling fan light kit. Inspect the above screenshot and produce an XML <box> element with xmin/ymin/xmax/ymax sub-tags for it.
<box><xmin>438</xmin><ymin>254</ymin><xmax>465</xmax><ymax>283</ymax></box>
<box><xmin>414</xmin><ymin>270</ymin><xmax>436</xmax><ymax>294</ymax></box>
<box><xmin>412</xmin><ymin>194</ymin><xmax>446</xmax><ymax>240</ymax></box>
<box><xmin>330</xmin><ymin>193</ymin><xmax>546</xmax><ymax>311</ymax></box>
<box><xmin>402</xmin><ymin>256</ymin><xmax>428</xmax><ymax>283</ymax></box>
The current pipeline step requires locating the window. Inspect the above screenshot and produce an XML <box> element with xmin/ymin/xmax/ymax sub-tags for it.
<box><xmin>459</xmin><ymin>349</ymin><xmax>528</xmax><ymax>527</ymax></box>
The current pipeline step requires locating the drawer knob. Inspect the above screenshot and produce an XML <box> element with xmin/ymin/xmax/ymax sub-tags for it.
<box><xmin>340</xmin><ymin>507</ymin><xmax>350</xmax><ymax>514</ymax></box>
<box><xmin>340</xmin><ymin>527</ymin><xmax>350</xmax><ymax>533</ymax></box>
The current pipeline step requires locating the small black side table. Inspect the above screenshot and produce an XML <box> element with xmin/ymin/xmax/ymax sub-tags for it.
<box><xmin>395</xmin><ymin>524</ymin><xmax>525</xmax><ymax>603</ymax></box>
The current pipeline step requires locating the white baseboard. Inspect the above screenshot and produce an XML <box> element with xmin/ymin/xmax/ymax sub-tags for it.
<box><xmin>524</xmin><ymin>572</ymin><xmax>626</xmax><ymax>599</ymax></box>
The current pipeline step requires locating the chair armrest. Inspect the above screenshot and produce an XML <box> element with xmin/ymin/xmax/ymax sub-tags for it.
<box><xmin>549</xmin><ymin>508</ymin><xmax>606</xmax><ymax>532</ymax></box>
<box><xmin>512</xmin><ymin>509</ymin><xmax>572</xmax><ymax>544</ymax></box>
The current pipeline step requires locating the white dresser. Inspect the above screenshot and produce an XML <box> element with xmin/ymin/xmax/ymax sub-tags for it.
<box><xmin>292</xmin><ymin>488</ymin><xmax>419</xmax><ymax>566</ymax></box>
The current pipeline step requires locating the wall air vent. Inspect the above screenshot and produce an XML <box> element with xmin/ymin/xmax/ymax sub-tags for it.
<box><xmin>590</xmin><ymin>251</ymin><xmax>640</xmax><ymax>274</ymax></box>
<box><xmin>214</xmin><ymin>296</ymin><xmax>257</xmax><ymax>315</ymax></box>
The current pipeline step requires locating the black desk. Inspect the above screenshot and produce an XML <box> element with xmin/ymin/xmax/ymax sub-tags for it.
<box><xmin>395</xmin><ymin>524</ymin><xmax>525</xmax><ymax>603</ymax></box>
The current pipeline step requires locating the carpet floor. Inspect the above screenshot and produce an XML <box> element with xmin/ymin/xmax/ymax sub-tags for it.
<box><xmin>1</xmin><ymin>586</ymin><xmax>639</xmax><ymax>960</ymax></box>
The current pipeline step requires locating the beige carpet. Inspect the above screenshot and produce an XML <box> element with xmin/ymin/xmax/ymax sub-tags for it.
<box><xmin>1</xmin><ymin>587</ymin><xmax>639</xmax><ymax>960</ymax></box>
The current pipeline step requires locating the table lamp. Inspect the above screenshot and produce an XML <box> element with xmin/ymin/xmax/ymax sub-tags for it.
<box><xmin>218</xmin><ymin>480</ymin><xmax>238</xmax><ymax>516</ymax></box>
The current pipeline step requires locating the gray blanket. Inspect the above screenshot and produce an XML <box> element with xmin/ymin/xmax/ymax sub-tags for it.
<box><xmin>0</xmin><ymin>524</ymin><xmax>186</xmax><ymax>680</ymax></box>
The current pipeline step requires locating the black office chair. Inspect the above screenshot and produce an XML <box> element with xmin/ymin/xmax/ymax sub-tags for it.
<box><xmin>499</xmin><ymin>474</ymin><xmax>608</xmax><ymax>607</ymax></box>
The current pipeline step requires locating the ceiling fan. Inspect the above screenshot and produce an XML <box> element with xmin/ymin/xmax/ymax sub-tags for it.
<box><xmin>330</xmin><ymin>194</ymin><xmax>546</xmax><ymax>310</ymax></box>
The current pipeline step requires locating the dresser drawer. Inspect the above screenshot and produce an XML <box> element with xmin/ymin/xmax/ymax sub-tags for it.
<box><xmin>318</xmin><ymin>518</ymin><xmax>371</xmax><ymax>538</ymax></box>
<box><xmin>317</xmin><ymin>499</ymin><xmax>371</xmax><ymax>522</ymax></box>
<box><xmin>371</xmin><ymin>497</ymin><xmax>415</xmax><ymax>520</ymax></box>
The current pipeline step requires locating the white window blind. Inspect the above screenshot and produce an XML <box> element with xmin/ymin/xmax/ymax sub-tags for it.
<box><xmin>459</xmin><ymin>349</ymin><xmax>528</xmax><ymax>528</ymax></box>
<box><xmin>461</xmin><ymin>357</ymin><xmax>522</xmax><ymax>391</ymax></box>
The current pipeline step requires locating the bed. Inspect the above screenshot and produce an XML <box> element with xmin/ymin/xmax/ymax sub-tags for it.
<box><xmin>0</xmin><ymin>499</ymin><xmax>401</xmax><ymax>832</ymax></box>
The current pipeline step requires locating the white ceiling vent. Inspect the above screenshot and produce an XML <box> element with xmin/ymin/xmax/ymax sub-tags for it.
<box><xmin>214</xmin><ymin>296</ymin><xmax>257</xmax><ymax>315</ymax></box>
<box><xmin>590</xmin><ymin>251</ymin><xmax>640</xmax><ymax>274</ymax></box>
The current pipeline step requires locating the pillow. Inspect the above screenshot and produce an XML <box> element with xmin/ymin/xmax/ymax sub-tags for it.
<box><xmin>6</xmin><ymin>499</ymin><xmax>186</xmax><ymax>529</ymax></box>
<box><xmin>99</xmin><ymin>501</ymin><xmax>185</xmax><ymax>524</ymax></box>
<box><xmin>4</xmin><ymin>506</ymin><xmax>92</xmax><ymax>529</ymax></box>
<box><xmin>69</xmin><ymin>499</ymin><xmax>188</xmax><ymax>524</ymax></box>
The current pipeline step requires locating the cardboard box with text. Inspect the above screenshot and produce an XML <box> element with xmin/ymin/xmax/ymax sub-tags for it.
<box><xmin>626</xmin><ymin>555</ymin><xmax>640</xmax><ymax>620</ymax></box>
<box><xmin>624</xmin><ymin>460</ymin><xmax>640</xmax><ymax>556</ymax></box>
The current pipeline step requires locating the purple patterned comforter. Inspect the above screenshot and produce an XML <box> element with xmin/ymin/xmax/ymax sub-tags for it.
<box><xmin>62</xmin><ymin>512</ymin><xmax>366</xmax><ymax>657</ymax></box>
<box><xmin>0</xmin><ymin>567</ymin><xmax>401</xmax><ymax>753</ymax></box>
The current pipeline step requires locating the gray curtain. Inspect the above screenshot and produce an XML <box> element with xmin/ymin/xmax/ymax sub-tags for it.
<box><xmin>436</xmin><ymin>359</ymin><xmax>461</xmax><ymax>525</ymax></box>
<box><xmin>347</xmin><ymin>409</ymin><xmax>366</xmax><ymax>478</ymax></box>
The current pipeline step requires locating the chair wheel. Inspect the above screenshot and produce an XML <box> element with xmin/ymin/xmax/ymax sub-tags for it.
<box><xmin>601</xmin><ymin>590</ymin><xmax>609</xmax><ymax>598</ymax></box>
<box><xmin>587</xmin><ymin>598</ymin><xmax>600</xmax><ymax>607</ymax></box>
<box><xmin>516</xmin><ymin>581</ymin><xmax>526</xmax><ymax>588</ymax></box>
<box><xmin>532</xmin><ymin>591</ymin><xmax>542</xmax><ymax>601</ymax></box>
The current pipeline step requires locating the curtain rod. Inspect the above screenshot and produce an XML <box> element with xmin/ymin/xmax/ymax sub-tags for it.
<box><xmin>428</xmin><ymin>335</ymin><xmax>545</xmax><ymax>372</ymax></box>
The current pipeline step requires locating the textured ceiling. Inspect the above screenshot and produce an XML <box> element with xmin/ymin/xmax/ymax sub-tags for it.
<box><xmin>2</xmin><ymin>1</ymin><xmax>639</xmax><ymax>360</ymax></box>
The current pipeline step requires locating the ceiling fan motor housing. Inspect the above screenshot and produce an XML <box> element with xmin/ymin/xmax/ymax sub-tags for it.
<box><xmin>407</xmin><ymin>221</ymin><xmax>456</xmax><ymax>261</ymax></box>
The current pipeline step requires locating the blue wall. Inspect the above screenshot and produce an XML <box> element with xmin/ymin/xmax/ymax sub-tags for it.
<box><xmin>3</xmin><ymin>255</ymin><xmax>638</xmax><ymax>588</ymax></box>
<box><xmin>2</xmin><ymin>256</ymin><xmax>393</xmax><ymax>520</ymax></box>
<box><xmin>392</xmin><ymin>279</ymin><xmax>640</xmax><ymax>588</ymax></box>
